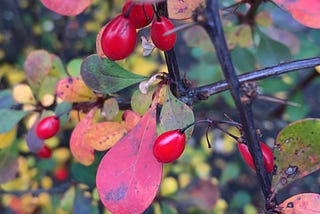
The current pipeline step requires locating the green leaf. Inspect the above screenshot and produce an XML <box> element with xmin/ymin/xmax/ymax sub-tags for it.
<box><xmin>256</xmin><ymin>31</ymin><xmax>291</xmax><ymax>68</ymax></box>
<box><xmin>0</xmin><ymin>90</ymin><xmax>16</xmax><ymax>109</ymax></box>
<box><xmin>219</xmin><ymin>162</ymin><xmax>240</xmax><ymax>185</ymax></box>
<box><xmin>67</xmin><ymin>58</ymin><xmax>83</xmax><ymax>76</ymax></box>
<box><xmin>273</xmin><ymin>118</ymin><xmax>320</xmax><ymax>191</ymax></box>
<box><xmin>0</xmin><ymin>109</ymin><xmax>29</xmax><ymax>133</ymax></box>
<box><xmin>159</xmin><ymin>85</ymin><xmax>195</xmax><ymax>139</ymax></box>
<box><xmin>55</xmin><ymin>102</ymin><xmax>73</xmax><ymax>126</ymax></box>
<box><xmin>285</xmin><ymin>92</ymin><xmax>310</xmax><ymax>121</ymax></box>
<box><xmin>231</xmin><ymin>47</ymin><xmax>256</xmax><ymax>73</ymax></box>
<box><xmin>80</xmin><ymin>54</ymin><xmax>147</xmax><ymax>94</ymax></box>
<box><xmin>0</xmin><ymin>148</ymin><xmax>19</xmax><ymax>184</ymax></box>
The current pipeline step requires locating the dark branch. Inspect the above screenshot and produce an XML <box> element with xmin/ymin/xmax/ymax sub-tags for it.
<box><xmin>201</xmin><ymin>0</ymin><xmax>272</xmax><ymax>205</ymax></box>
<box><xmin>192</xmin><ymin>57</ymin><xmax>320</xmax><ymax>102</ymax></box>
<box><xmin>155</xmin><ymin>1</ymin><xmax>190</xmax><ymax>100</ymax></box>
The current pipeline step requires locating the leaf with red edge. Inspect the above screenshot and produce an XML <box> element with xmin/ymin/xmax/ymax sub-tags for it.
<box><xmin>85</xmin><ymin>121</ymin><xmax>127</xmax><ymax>151</ymax></box>
<box><xmin>168</xmin><ymin>0</ymin><xmax>205</xmax><ymax>19</ymax></box>
<box><xmin>56</xmin><ymin>77</ymin><xmax>97</xmax><ymax>103</ymax></box>
<box><xmin>273</xmin><ymin>118</ymin><xmax>320</xmax><ymax>191</ymax></box>
<box><xmin>96</xmin><ymin>100</ymin><xmax>162</xmax><ymax>213</ymax></box>
<box><xmin>273</xmin><ymin>0</ymin><xmax>320</xmax><ymax>29</ymax></box>
<box><xmin>24</xmin><ymin>50</ymin><xmax>51</xmax><ymax>92</ymax></box>
<box><xmin>40</xmin><ymin>0</ymin><xmax>93</xmax><ymax>16</ymax></box>
<box><xmin>70</xmin><ymin>107</ymin><xmax>96</xmax><ymax>166</ymax></box>
<box><xmin>279</xmin><ymin>193</ymin><xmax>320</xmax><ymax>213</ymax></box>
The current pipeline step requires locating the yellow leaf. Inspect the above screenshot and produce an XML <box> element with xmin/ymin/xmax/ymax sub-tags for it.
<box><xmin>0</xmin><ymin>127</ymin><xmax>17</xmax><ymax>149</ymax></box>
<box><xmin>56</xmin><ymin>77</ymin><xmax>97</xmax><ymax>103</ymax></box>
<box><xmin>86</xmin><ymin>121</ymin><xmax>127</xmax><ymax>151</ymax></box>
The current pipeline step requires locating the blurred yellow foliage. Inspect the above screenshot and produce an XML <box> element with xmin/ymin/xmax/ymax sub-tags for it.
<box><xmin>160</xmin><ymin>176</ymin><xmax>178</xmax><ymax>196</ymax></box>
<box><xmin>53</xmin><ymin>147</ymin><xmax>71</xmax><ymax>163</ymax></box>
<box><xmin>0</xmin><ymin>127</ymin><xmax>17</xmax><ymax>149</ymax></box>
<box><xmin>41</xmin><ymin>176</ymin><xmax>53</xmax><ymax>189</ymax></box>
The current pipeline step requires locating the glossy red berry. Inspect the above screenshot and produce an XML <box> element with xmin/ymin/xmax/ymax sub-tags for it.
<box><xmin>54</xmin><ymin>167</ymin><xmax>69</xmax><ymax>181</ymax></box>
<box><xmin>153</xmin><ymin>129</ymin><xmax>186</xmax><ymax>163</ymax></box>
<box><xmin>122</xmin><ymin>1</ymin><xmax>154</xmax><ymax>29</ymax></box>
<box><xmin>36</xmin><ymin>116</ymin><xmax>60</xmax><ymax>140</ymax></box>
<box><xmin>238</xmin><ymin>142</ymin><xmax>274</xmax><ymax>173</ymax></box>
<box><xmin>37</xmin><ymin>145</ymin><xmax>52</xmax><ymax>159</ymax></box>
<box><xmin>101</xmin><ymin>14</ymin><xmax>137</xmax><ymax>60</ymax></box>
<box><xmin>150</xmin><ymin>16</ymin><xmax>176</xmax><ymax>51</ymax></box>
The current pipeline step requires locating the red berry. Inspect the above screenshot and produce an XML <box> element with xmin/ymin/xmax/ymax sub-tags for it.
<box><xmin>36</xmin><ymin>116</ymin><xmax>60</xmax><ymax>140</ymax></box>
<box><xmin>38</xmin><ymin>145</ymin><xmax>52</xmax><ymax>159</ymax></box>
<box><xmin>153</xmin><ymin>129</ymin><xmax>186</xmax><ymax>163</ymax></box>
<box><xmin>122</xmin><ymin>1</ymin><xmax>154</xmax><ymax>29</ymax></box>
<box><xmin>101</xmin><ymin>14</ymin><xmax>137</xmax><ymax>60</ymax></box>
<box><xmin>238</xmin><ymin>142</ymin><xmax>274</xmax><ymax>173</ymax></box>
<box><xmin>150</xmin><ymin>16</ymin><xmax>176</xmax><ymax>51</ymax></box>
<box><xmin>54</xmin><ymin>167</ymin><xmax>69</xmax><ymax>181</ymax></box>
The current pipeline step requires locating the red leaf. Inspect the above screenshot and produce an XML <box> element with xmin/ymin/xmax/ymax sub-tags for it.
<box><xmin>96</xmin><ymin>103</ymin><xmax>162</xmax><ymax>213</ymax></box>
<box><xmin>70</xmin><ymin>107</ymin><xmax>96</xmax><ymax>166</ymax></box>
<box><xmin>273</xmin><ymin>0</ymin><xmax>320</xmax><ymax>29</ymax></box>
<box><xmin>40</xmin><ymin>0</ymin><xmax>93</xmax><ymax>16</ymax></box>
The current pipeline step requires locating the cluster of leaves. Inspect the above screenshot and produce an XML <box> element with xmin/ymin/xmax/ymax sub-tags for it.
<box><xmin>0</xmin><ymin>0</ymin><xmax>320</xmax><ymax>213</ymax></box>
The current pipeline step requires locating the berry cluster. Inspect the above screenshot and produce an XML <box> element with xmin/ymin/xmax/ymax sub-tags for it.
<box><xmin>35</xmin><ymin>115</ymin><xmax>61</xmax><ymax>159</ymax></box>
<box><xmin>100</xmin><ymin>1</ymin><xmax>177</xmax><ymax>60</ymax></box>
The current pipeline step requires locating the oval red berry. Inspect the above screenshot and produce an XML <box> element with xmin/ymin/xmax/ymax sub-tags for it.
<box><xmin>101</xmin><ymin>14</ymin><xmax>137</xmax><ymax>60</ymax></box>
<box><xmin>153</xmin><ymin>129</ymin><xmax>186</xmax><ymax>163</ymax></box>
<box><xmin>238</xmin><ymin>142</ymin><xmax>274</xmax><ymax>173</ymax></box>
<box><xmin>150</xmin><ymin>16</ymin><xmax>176</xmax><ymax>51</ymax></box>
<box><xmin>38</xmin><ymin>145</ymin><xmax>52</xmax><ymax>159</ymax></box>
<box><xmin>122</xmin><ymin>1</ymin><xmax>154</xmax><ymax>29</ymax></box>
<box><xmin>36</xmin><ymin>116</ymin><xmax>60</xmax><ymax>140</ymax></box>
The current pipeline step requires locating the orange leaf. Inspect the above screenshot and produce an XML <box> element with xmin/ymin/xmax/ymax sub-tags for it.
<box><xmin>279</xmin><ymin>193</ymin><xmax>320</xmax><ymax>213</ymax></box>
<box><xmin>168</xmin><ymin>0</ymin><xmax>205</xmax><ymax>19</ymax></box>
<box><xmin>96</xmin><ymin>24</ymin><xmax>107</xmax><ymax>58</ymax></box>
<box><xmin>69</xmin><ymin>107</ymin><xmax>96</xmax><ymax>166</ymax></box>
<box><xmin>85</xmin><ymin>122</ymin><xmax>127</xmax><ymax>151</ymax></box>
<box><xmin>273</xmin><ymin>0</ymin><xmax>320</xmax><ymax>29</ymax></box>
<box><xmin>56</xmin><ymin>77</ymin><xmax>97</xmax><ymax>103</ymax></box>
<box><xmin>122</xmin><ymin>110</ymin><xmax>141</xmax><ymax>131</ymax></box>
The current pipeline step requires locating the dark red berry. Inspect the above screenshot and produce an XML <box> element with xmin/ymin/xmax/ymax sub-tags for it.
<box><xmin>54</xmin><ymin>167</ymin><xmax>69</xmax><ymax>181</ymax></box>
<box><xmin>153</xmin><ymin>129</ymin><xmax>186</xmax><ymax>163</ymax></box>
<box><xmin>38</xmin><ymin>145</ymin><xmax>52</xmax><ymax>159</ymax></box>
<box><xmin>36</xmin><ymin>116</ymin><xmax>60</xmax><ymax>140</ymax></box>
<box><xmin>101</xmin><ymin>14</ymin><xmax>137</xmax><ymax>60</ymax></box>
<box><xmin>150</xmin><ymin>16</ymin><xmax>176</xmax><ymax>51</ymax></box>
<box><xmin>238</xmin><ymin>142</ymin><xmax>274</xmax><ymax>173</ymax></box>
<box><xmin>122</xmin><ymin>1</ymin><xmax>154</xmax><ymax>29</ymax></box>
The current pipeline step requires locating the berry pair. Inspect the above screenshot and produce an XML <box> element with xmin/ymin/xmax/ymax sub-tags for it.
<box><xmin>35</xmin><ymin>115</ymin><xmax>60</xmax><ymax>159</ymax></box>
<box><xmin>238</xmin><ymin>142</ymin><xmax>274</xmax><ymax>173</ymax></box>
<box><xmin>100</xmin><ymin>1</ymin><xmax>153</xmax><ymax>60</ymax></box>
<box><xmin>100</xmin><ymin>1</ymin><xmax>177</xmax><ymax>60</ymax></box>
